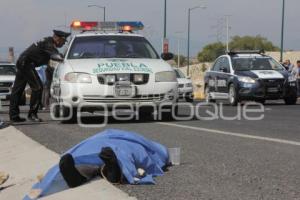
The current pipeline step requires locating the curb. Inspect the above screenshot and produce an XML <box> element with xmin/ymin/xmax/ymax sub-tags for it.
<box><xmin>0</xmin><ymin>126</ymin><xmax>136</xmax><ymax>200</ymax></box>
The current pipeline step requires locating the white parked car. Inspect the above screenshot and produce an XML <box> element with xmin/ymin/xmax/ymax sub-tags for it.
<box><xmin>173</xmin><ymin>68</ymin><xmax>194</xmax><ymax>102</ymax></box>
<box><xmin>0</xmin><ymin>62</ymin><xmax>26</xmax><ymax>105</ymax></box>
<box><xmin>51</xmin><ymin>21</ymin><xmax>178</xmax><ymax>121</ymax></box>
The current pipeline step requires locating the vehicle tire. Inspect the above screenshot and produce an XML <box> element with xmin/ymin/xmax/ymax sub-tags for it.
<box><xmin>284</xmin><ymin>96</ymin><xmax>297</xmax><ymax>105</ymax></box>
<box><xmin>228</xmin><ymin>84</ymin><xmax>239</xmax><ymax>106</ymax></box>
<box><xmin>138</xmin><ymin>108</ymin><xmax>154</xmax><ymax>120</ymax></box>
<box><xmin>20</xmin><ymin>93</ymin><xmax>26</xmax><ymax>105</ymax></box>
<box><xmin>52</xmin><ymin>103</ymin><xmax>60</xmax><ymax>118</ymax></box>
<box><xmin>255</xmin><ymin>99</ymin><xmax>266</xmax><ymax>105</ymax></box>
<box><xmin>204</xmin><ymin>86</ymin><xmax>216</xmax><ymax>103</ymax></box>
<box><xmin>61</xmin><ymin>106</ymin><xmax>77</xmax><ymax>123</ymax></box>
<box><xmin>160</xmin><ymin>105</ymin><xmax>178</xmax><ymax>121</ymax></box>
<box><xmin>185</xmin><ymin>96</ymin><xmax>194</xmax><ymax>102</ymax></box>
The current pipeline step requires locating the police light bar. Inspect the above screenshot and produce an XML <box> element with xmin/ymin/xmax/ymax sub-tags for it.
<box><xmin>70</xmin><ymin>21</ymin><xmax>144</xmax><ymax>32</ymax></box>
<box><xmin>227</xmin><ymin>50</ymin><xmax>265</xmax><ymax>55</ymax></box>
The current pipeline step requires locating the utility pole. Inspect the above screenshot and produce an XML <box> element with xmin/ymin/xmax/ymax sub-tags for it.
<box><xmin>164</xmin><ymin>0</ymin><xmax>167</xmax><ymax>39</ymax></box>
<box><xmin>187</xmin><ymin>5</ymin><xmax>206</xmax><ymax>76</ymax></box>
<box><xmin>225</xmin><ymin>15</ymin><xmax>231</xmax><ymax>52</ymax></box>
<box><xmin>177</xmin><ymin>39</ymin><xmax>180</xmax><ymax>68</ymax></box>
<box><xmin>88</xmin><ymin>5</ymin><xmax>106</xmax><ymax>22</ymax></box>
<box><xmin>280</xmin><ymin>0</ymin><xmax>285</xmax><ymax>62</ymax></box>
<box><xmin>175</xmin><ymin>31</ymin><xmax>184</xmax><ymax>68</ymax></box>
<box><xmin>209</xmin><ymin>18</ymin><xmax>225</xmax><ymax>42</ymax></box>
<box><xmin>162</xmin><ymin>0</ymin><xmax>169</xmax><ymax>54</ymax></box>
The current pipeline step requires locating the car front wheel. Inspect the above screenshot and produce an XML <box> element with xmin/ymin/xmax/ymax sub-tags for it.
<box><xmin>228</xmin><ymin>84</ymin><xmax>239</xmax><ymax>106</ymax></box>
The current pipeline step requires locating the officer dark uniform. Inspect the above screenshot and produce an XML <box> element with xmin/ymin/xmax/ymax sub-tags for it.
<box><xmin>9</xmin><ymin>30</ymin><xmax>70</xmax><ymax>122</ymax></box>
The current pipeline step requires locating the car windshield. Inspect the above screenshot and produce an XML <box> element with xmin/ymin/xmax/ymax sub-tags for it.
<box><xmin>67</xmin><ymin>36</ymin><xmax>159</xmax><ymax>59</ymax></box>
<box><xmin>232</xmin><ymin>57</ymin><xmax>285</xmax><ymax>71</ymax></box>
<box><xmin>0</xmin><ymin>65</ymin><xmax>16</xmax><ymax>75</ymax></box>
<box><xmin>174</xmin><ymin>69</ymin><xmax>186</xmax><ymax>78</ymax></box>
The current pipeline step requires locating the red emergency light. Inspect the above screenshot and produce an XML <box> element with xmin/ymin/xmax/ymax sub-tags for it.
<box><xmin>70</xmin><ymin>21</ymin><xmax>144</xmax><ymax>32</ymax></box>
<box><xmin>71</xmin><ymin>21</ymin><xmax>98</xmax><ymax>30</ymax></box>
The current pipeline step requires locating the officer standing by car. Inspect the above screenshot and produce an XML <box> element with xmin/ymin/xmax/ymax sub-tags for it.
<box><xmin>9</xmin><ymin>30</ymin><xmax>70</xmax><ymax>122</ymax></box>
<box><xmin>295</xmin><ymin>60</ymin><xmax>300</xmax><ymax>96</ymax></box>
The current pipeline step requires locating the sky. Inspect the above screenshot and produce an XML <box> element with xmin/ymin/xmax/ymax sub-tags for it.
<box><xmin>0</xmin><ymin>0</ymin><xmax>299</xmax><ymax>59</ymax></box>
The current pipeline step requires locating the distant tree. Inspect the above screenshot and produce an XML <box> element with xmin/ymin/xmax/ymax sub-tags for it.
<box><xmin>197</xmin><ymin>42</ymin><xmax>225</xmax><ymax>62</ymax></box>
<box><xmin>229</xmin><ymin>35</ymin><xmax>280</xmax><ymax>51</ymax></box>
<box><xmin>197</xmin><ymin>35</ymin><xmax>280</xmax><ymax>62</ymax></box>
<box><xmin>173</xmin><ymin>54</ymin><xmax>187</xmax><ymax>67</ymax></box>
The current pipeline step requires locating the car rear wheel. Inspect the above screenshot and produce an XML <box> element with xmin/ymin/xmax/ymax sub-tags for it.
<box><xmin>228</xmin><ymin>84</ymin><xmax>239</xmax><ymax>106</ymax></box>
<box><xmin>255</xmin><ymin>99</ymin><xmax>266</xmax><ymax>105</ymax></box>
<box><xmin>185</xmin><ymin>93</ymin><xmax>194</xmax><ymax>102</ymax></box>
<box><xmin>284</xmin><ymin>96</ymin><xmax>297</xmax><ymax>105</ymax></box>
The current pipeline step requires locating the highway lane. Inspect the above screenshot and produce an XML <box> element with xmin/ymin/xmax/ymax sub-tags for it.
<box><xmin>0</xmin><ymin>100</ymin><xmax>299</xmax><ymax>200</ymax></box>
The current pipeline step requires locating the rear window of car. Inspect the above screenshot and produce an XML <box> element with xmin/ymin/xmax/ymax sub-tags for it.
<box><xmin>231</xmin><ymin>57</ymin><xmax>285</xmax><ymax>71</ymax></box>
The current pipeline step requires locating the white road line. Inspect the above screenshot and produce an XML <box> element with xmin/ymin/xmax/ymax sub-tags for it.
<box><xmin>157</xmin><ymin>122</ymin><xmax>300</xmax><ymax>147</ymax></box>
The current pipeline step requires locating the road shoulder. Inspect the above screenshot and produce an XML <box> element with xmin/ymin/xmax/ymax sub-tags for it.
<box><xmin>0</xmin><ymin>126</ymin><xmax>136</xmax><ymax>200</ymax></box>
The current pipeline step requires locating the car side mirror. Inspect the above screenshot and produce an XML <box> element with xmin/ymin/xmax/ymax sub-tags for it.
<box><xmin>51</xmin><ymin>54</ymin><xmax>64</xmax><ymax>62</ymax></box>
<box><xmin>161</xmin><ymin>53</ymin><xmax>174</xmax><ymax>61</ymax></box>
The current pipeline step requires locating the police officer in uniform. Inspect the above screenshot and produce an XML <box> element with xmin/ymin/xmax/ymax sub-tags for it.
<box><xmin>9</xmin><ymin>30</ymin><xmax>70</xmax><ymax>122</ymax></box>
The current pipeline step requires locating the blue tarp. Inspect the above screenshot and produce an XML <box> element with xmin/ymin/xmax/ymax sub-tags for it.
<box><xmin>24</xmin><ymin>129</ymin><xmax>169</xmax><ymax>199</ymax></box>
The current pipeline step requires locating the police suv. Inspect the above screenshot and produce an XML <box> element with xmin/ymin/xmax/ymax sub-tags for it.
<box><xmin>204</xmin><ymin>50</ymin><xmax>298</xmax><ymax>105</ymax></box>
<box><xmin>51</xmin><ymin>21</ymin><xmax>178</xmax><ymax>121</ymax></box>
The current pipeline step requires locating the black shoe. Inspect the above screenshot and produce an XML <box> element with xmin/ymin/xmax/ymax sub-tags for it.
<box><xmin>59</xmin><ymin>154</ymin><xmax>88</xmax><ymax>188</ymax></box>
<box><xmin>28</xmin><ymin>114</ymin><xmax>43</xmax><ymax>122</ymax></box>
<box><xmin>10</xmin><ymin>116</ymin><xmax>26</xmax><ymax>123</ymax></box>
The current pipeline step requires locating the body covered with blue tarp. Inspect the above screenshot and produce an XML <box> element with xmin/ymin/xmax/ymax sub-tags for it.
<box><xmin>24</xmin><ymin>129</ymin><xmax>169</xmax><ymax>199</ymax></box>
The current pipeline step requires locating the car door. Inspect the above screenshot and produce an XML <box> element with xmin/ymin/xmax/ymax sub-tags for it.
<box><xmin>207</xmin><ymin>58</ymin><xmax>222</xmax><ymax>92</ymax></box>
<box><xmin>216</xmin><ymin>57</ymin><xmax>231</xmax><ymax>93</ymax></box>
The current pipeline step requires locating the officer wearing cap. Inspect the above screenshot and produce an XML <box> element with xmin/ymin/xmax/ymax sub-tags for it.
<box><xmin>9</xmin><ymin>30</ymin><xmax>71</xmax><ymax>122</ymax></box>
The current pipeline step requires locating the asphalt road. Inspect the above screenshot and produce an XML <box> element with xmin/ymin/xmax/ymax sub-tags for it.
<box><xmin>1</xmin><ymin>100</ymin><xmax>300</xmax><ymax>200</ymax></box>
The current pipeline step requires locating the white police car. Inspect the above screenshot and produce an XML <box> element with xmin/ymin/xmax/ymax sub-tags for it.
<box><xmin>173</xmin><ymin>68</ymin><xmax>194</xmax><ymax>102</ymax></box>
<box><xmin>204</xmin><ymin>50</ymin><xmax>298</xmax><ymax>105</ymax></box>
<box><xmin>0</xmin><ymin>62</ymin><xmax>26</xmax><ymax>104</ymax></box>
<box><xmin>51</xmin><ymin>21</ymin><xmax>178</xmax><ymax>121</ymax></box>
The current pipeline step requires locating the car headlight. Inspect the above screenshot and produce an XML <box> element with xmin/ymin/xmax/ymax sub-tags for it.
<box><xmin>64</xmin><ymin>72</ymin><xmax>92</xmax><ymax>83</ymax></box>
<box><xmin>185</xmin><ymin>83</ymin><xmax>193</xmax><ymax>87</ymax></box>
<box><xmin>155</xmin><ymin>71</ymin><xmax>177</xmax><ymax>82</ymax></box>
<box><xmin>238</xmin><ymin>76</ymin><xmax>256</xmax><ymax>84</ymax></box>
<box><xmin>133</xmin><ymin>74</ymin><xmax>144</xmax><ymax>83</ymax></box>
<box><xmin>106</xmin><ymin>75</ymin><xmax>116</xmax><ymax>85</ymax></box>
